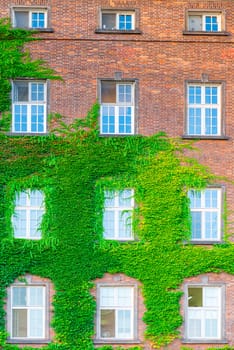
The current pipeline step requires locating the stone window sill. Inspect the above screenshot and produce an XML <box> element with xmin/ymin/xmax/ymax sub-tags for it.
<box><xmin>95</xmin><ymin>29</ymin><xmax>142</xmax><ymax>34</ymax></box>
<box><xmin>181</xmin><ymin>135</ymin><xmax>229</xmax><ymax>140</ymax></box>
<box><xmin>183</xmin><ymin>31</ymin><xmax>230</xmax><ymax>36</ymax></box>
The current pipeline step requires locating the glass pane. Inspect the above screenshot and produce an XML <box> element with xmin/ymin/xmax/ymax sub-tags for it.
<box><xmin>188</xmin><ymin>108</ymin><xmax>201</xmax><ymax>135</ymax></box>
<box><xmin>117</xmin><ymin>310</ymin><xmax>131</xmax><ymax>338</ymax></box>
<box><xmin>205</xmin><ymin>16</ymin><xmax>218</xmax><ymax>32</ymax></box>
<box><xmin>14</xmin><ymin>105</ymin><xmax>28</xmax><ymax>132</ymax></box>
<box><xmin>14</xmin><ymin>82</ymin><xmax>29</xmax><ymax>102</ymax></box>
<box><xmin>12</xmin><ymin>309</ymin><xmax>27</xmax><ymax>337</ymax></box>
<box><xmin>31</xmin><ymin>105</ymin><xmax>45</xmax><ymax>133</ymax></box>
<box><xmin>100</xmin><ymin>287</ymin><xmax>115</xmax><ymax>306</ymax></box>
<box><xmin>103</xmin><ymin>211</ymin><xmax>115</xmax><ymax>239</ymax></box>
<box><xmin>188</xmin><ymin>15</ymin><xmax>202</xmax><ymax>31</ymax></box>
<box><xmin>188</xmin><ymin>317</ymin><xmax>201</xmax><ymax>337</ymax></box>
<box><xmin>204</xmin><ymin>212</ymin><xmax>218</xmax><ymax>239</ymax></box>
<box><xmin>12</xmin><ymin>287</ymin><xmax>26</xmax><ymax>306</ymax></box>
<box><xmin>119</xmin><ymin>211</ymin><xmax>132</xmax><ymax>238</ymax></box>
<box><xmin>15</xmin><ymin>192</ymin><xmax>27</xmax><ymax>206</ymax></box>
<box><xmin>31</xmin><ymin>83</ymin><xmax>44</xmax><ymax>102</ymax></box>
<box><xmin>205</xmin><ymin>310</ymin><xmax>218</xmax><ymax>337</ymax></box>
<box><xmin>189</xmin><ymin>190</ymin><xmax>201</xmax><ymax>208</ymax></box>
<box><xmin>32</xmin><ymin>12</ymin><xmax>45</xmax><ymax>28</ymax></box>
<box><xmin>30</xmin><ymin>190</ymin><xmax>44</xmax><ymax>207</ymax></box>
<box><xmin>15</xmin><ymin>11</ymin><xmax>29</xmax><ymax>28</ymax></box>
<box><xmin>101</xmin><ymin>309</ymin><xmax>115</xmax><ymax>337</ymax></box>
<box><xmin>188</xmin><ymin>287</ymin><xmax>202</xmax><ymax>307</ymax></box>
<box><xmin>29</xmin><ymin>287</ymin><xmax>44</xmax><ymax>306</ymax></box>
<box><xmin>118</xmin><ymin>85</ymin><xmax>132</xmax><ymax>103</ymax></box>
<box><xmin>119</xmin><ymin>190</ymin><xmax>132</xmax><ymax>207</ymax></box>
<box><xmin>101</xmin><ymin>106</ymin><xmax>115</xmax><ymax>134</ymax></box>
<box><xmin>29</xmin><ymin>309</ymin><xmax>43</xmax><ymax>337</ymax></box>
<box><xmin>191</xmin><ymin>212</ymin><xmax>202</xmax><ymax>239</ymax></box>
<box><xmin>102</xmin><ymin>13</ymin><xmax>116</xmax><ymax>30</ymax></box>
<box><xmin>104</xmin><ymin>191</ymin><xmax>115</xmax><ymax>207</ymax></box>
<box><xmin>30</xmin><ymin>210</ymin><xmax>43</xmax><ymax>238</ymax></box>
<box><xmin>13</xmin><ymin>210</ymin><xmax>27</xmax><ymax>238</ymax></box>
<box><xmin>101</xmin><ymin>82</ymin><xmax>116</xmax><ymax>103</ymax></box>
<box><xmin>205</xmin><ymin>190</ymin><xmax>218</xmax><ymax>208</ymax></box>
<box><xmin>204</xmin><ymin>287</ymin><xmax>219</xmax><ymax>307</ymax></box>
<box><xmin>117</xmin><ymin>287</ymin><xmax>132</xmax><ymax>306</ymax></box>
<box><xmin>119</xmin><ymin>14</ymin><xmax>132</xmax><ymax>30</ymax></box>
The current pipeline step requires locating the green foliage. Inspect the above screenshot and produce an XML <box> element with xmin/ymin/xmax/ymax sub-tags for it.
<box><xmin>0</xmin><ymin>18</ymin><xmax>60</xmax><ymax>125</ymax></box>
<box><xmin>0</xmin><ymin>15</ymin><xmax>233</xmax><ymax>350</ymax></box>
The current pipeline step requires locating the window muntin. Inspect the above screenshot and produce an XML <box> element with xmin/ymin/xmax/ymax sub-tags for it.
<box><xmin>12</xmin><ymin>190</ymin><xmax>44</xmax><ymax>239</ymax></box>
<box><xmin>103</xmin><ymin>190</ymin><xmax>134</xmax><ymax>240</ymax></box>
<box><xmin>187</xmin><ymin>84</ymin><xmax>221</xmax><ymax>136</ymax></box>
<box><xmin>101</xmin><ymin>11</ymin><xmax>135</xmax><ymax>30</ymax></box>
<box><xmin>99</xmin><ymin>286</ymin><xmax>134</xmax><ymax>339</ymax></box>
<box><xmin>11</xmin><ymin>286</ymin><xmax>46</xmax><ymax>339</ymax></box>
<box><xmin>187</xmin><ymin>286</ymin><xmax>221</xmax><ymax>339</ymax></box>
<box><xmin>188</xmin><ymin>188</ymin><xmax>221</xmax><ymax>241</ymax></box>
<box><xmin>13</xmin><ymin>9</ymin><xmax>47</xmax><ymax>29</ymax></box>
<box><xmin>100</xmin><ymin>82</ymin><xmax>135</xmax><ymax>135</ymax></box>
<box><xmin>188</xmin><ymin>13</ymin><xmax>221</xmax><ymax>32</ymax></box>
<box><xmin>12</xmin><ymin>81</ymin><xmax>47</xmax><ymax>133</ymax></box>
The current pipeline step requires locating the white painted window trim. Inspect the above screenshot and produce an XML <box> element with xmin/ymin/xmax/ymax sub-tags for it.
<box><xmin>101</xmin><ymin>11</ymin><xmax>135</xmax><ymax>30</ymax></box>
<box><xmin>12</xmin><ymin>8</ymin><xmax>48</xmax><ymax>29</ymax></box>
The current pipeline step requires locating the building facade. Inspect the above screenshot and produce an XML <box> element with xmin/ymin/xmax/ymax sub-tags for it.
<box><xmin>1</xmin><ymin>0</ymin><xmax>234</xmax><ymax>349</ymax></box>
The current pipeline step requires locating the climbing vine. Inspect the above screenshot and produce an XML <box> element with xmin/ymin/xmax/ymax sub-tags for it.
<box><xmin>1</xmin><ymin>18</ymin><xmax>234</xmax><ymax>350</ymax></box>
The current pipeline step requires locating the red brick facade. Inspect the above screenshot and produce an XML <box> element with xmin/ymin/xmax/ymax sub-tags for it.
<box><xmin>1</xmin><ymin>0</ymin><xmax>234</xmax><ymax>348</ymax></box>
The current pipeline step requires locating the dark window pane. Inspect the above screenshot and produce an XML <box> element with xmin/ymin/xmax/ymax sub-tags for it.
<box><xmin>101</xmin><ymin>309</ymin><xmax>115</xmax><ymax>338</ymax></box>
<box><xmin>15</xmin><ymin>12</ymin><xmax>29</xmax><ymax>28</ymax></box>
<box><xmin>102</xmin><ymin>14</ymin><xmax>116</xmax><ymax>30</ymax></box>
<box><xmin>188</xmin><ymin>287</ymin><xmax>203</xmax><ymax>307</ymax></box>
<box><xmin>101</xmin><ymin>82</ymin><xmax>116</xmax><ymax>103</ymax></box>
<box><xmin>12</xmin><ymin>309</ymin><xmax>27</xmax><ymax>337</ymax></box>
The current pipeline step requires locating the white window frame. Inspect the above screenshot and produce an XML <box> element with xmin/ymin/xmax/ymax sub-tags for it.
<box><xmin>100</xmin><ymin>82</ymin><xmax>135</xmax><ymax>135</ymax></box>
<box><xmin>187</xmin><ymin>12</ymin><xmax>222</xmax><ymax>32</ymax></box>
<box><xmin>97</xmin><ymin>285</ymin><xmax>135</xmax><ymax>340</ymax></box>
<box><xmin>186</xmin><ymin>285</ymin><xmax>222</xmax><ymax>340</ymax></box>
<box><xmin>101</xmin><ymin>11</ymin><xmax>135</xmax><ymax>30</ymax></box>
<box><xmin>12</xmin><ymin>190</ymin><xmax>45</xmax><ymax>239</ymax></box>
<box><xmin>103</xmin><ymin>189</ymin><xmax>134</xmax><ymax>240</ymax></box>
<box><xmin>188</xmin><ymin>188</ymin><xmax>222</xmax><ymax>242</ymax></box>
<box><xmin>12</xmin><ymin>8</ymin><xmax>48</xmax><ymax>29</ymax></box>
<box><xmin>187</xmin><ymin>84</ymin><xmax>221</xmax><ymax>136</ymax></box>
<box><xmin>10</xmin><ymin>285</ymin><xmax>46</xmax><ymax>339</ymax></box>
<box><xmin>12</xmin><ymin>81</ymin><xmax>47</xmax><ymax>134</ymax></box>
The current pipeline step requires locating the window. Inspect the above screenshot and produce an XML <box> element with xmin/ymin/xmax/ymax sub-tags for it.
<box><xmin>188</xmin><ymin>188</ymin><xmax>222</xmax><ymax>242</ymax></box>
<box><xmin>10</xmin><ymin>285</ymin><xmax>46</xmax><ymax>339</ymax></box>
<box><xmin>13</xmin><ymin>8</ymin><xmax>47</xmax><ymax>29</ymax></box>
<box><xmin>187</xmin><ymin>12</ymin><xmax>223</xmax><ymax>32</ymax></box>
<box><xmin>101</xmin><ymin>11</ymin><xmax>135</xmax><ymax>30</ymax></box>
<box><xmin>12</xmin><ymin>81</ymin><xmax>47</xmax><ymax>133</ymax></box>
<box><xmin>12</xmin><ymin>190</ymin><xmax>44</xmax><ymax>239</ymax></box>
<box><xmin>186</xmin><ymin>286</ymin><xmax>222</xmax><ymax>340</ymax></box>
<box><xmin>98</xmin><ymin>286</ymin><xmax>134</xmax><ymax>339</ymax></box>
<box><xmin>187</xmin><ymin>84</ymin><xmax>221</xmax><ymax>136</ymax></box>
<box><xmin>103</xmin><ymin>190</ymin><xmax>134</xmax><ymax>240</ymax></box>
<box><xmin>100</xmin><ymin>81</ymin><xmax>135</xmax><ymax>134</ymax></box>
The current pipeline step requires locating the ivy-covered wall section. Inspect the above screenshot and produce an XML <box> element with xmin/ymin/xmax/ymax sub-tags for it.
<box><xmin>1</xmin><ymin>18</ymin><xmax>234</xmax><ymax>350</ymax></box>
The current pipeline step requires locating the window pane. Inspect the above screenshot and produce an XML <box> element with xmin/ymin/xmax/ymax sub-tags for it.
<box><xmin>14</xmin><ymin>82</ymin><xmax>29</xmax><ymax>102</ymax></box>
<box><xmin>188</xmin><ymin>314</ymin><xmax>201</xmax><ymax>337</ymax></box>
<box><xmin>204</xmin><ymin>287</ymin><xmax>219</xmax><ymax>307</ymax></box>
<box><xmin>191</xmin><ymin>212</ymin><xmax>202</xmax><ymax>239</ymax></box>
<box><xmin>204</xmin><ymin>212</ymin><xmax>218</xmax><ymax>239</ymax></box>
<box><xmin>101</xmin><ymin>106</ymin><xmax>115</xmax><ymax>134</ymax></box>
<box><xmin>101</xmin><ymin>82</ymin><xmax>116</xmax><ymax>103</ymax></box>
<box><xmin>13</xmin><ymin>210</ymin><xmax>27</xmax><ymax>238</ymax></box>
<box><xmin>12</xmin><ymin>287</ymin><xmax>26</xmax><ymax>306</ymax></box>
<box><xmin>29</xmin><ymin>287</ymin><xmax>44</xmax><ymax>306</ymax></box>
<box><xmin>31</xmin><ymin>83</ymin><xmax>44</xmax><ymax>102</ymax></box>
<box><xmin>188</xmin><ymin>108</ymin><xmax>201</xmax><ymax>135</ymax></box>
<box><xmin>188</xmin><ymin>287</ymin><xmax>202</xmax><ymax>307</ymax></box>
<box><xmin>119</xmin><ymin>14</ymin><xmax>132</xmax><ymax>30</ymax></box>
<box><xmin>205</xmin><ymin>310</ymin><xmax>218</xmax><ymax>337</ymax></box>
<box><xmin>15</xmin><ymin>11</ymin><xmax>29</xmax><ymax>28</ymax></box>
<box><xmin>119</xmin><ymin>211</ymin><xmax>132</xmax><ymax>238</ymax></box>
<box><xmin>103</xmin><ymin>211</ymin><xmax>115</xmax><ymax>238</ymax></box>
<box><xmin>102</xmin><ymin>14</ymin><xmax>116</xmax><ymax>30</ymax></box>
<box><xmin>30</xmin><ymin>190</ymin><xmax>44</xmax><ymax>207</ymax></box>
<box><xmin>205</xmin><ymin>190</ymin><xmax>218</xmax><ymax>208</ymax></box>
<box><xmin>188</xmin><ymin>15</ymin><xmax>202</xmax><ymax>31</ymax></box>
<box><xmin>104</xmin><ymin>191</ymin><xmax>115</xmax><ymax>207</ymax></box>
<box><xmin>188</xmin><ymin>86</ymin><xmax>201</xmax><ymax>104</ymax></box>
<box><xmin>119</xmin><ymin>107</ymin><xmax>132</xmax><ymax>134</ymax></box>
<box><xmin>119</xmin><ymin>190</ymin><xmax>132</xmax><ymax>207</ymax></box>
<box><xmin>189</xmin><ymin>190</ymin><xmax>201</xmax><ymax>208</ymax></box>
<box><xmin>29</xmin><ymin>309</ymin><xmax>43</xmax><ymax>337</ymax></box>
<box><xmin>32</xmin><ymin>12</ymin><xmax>45</xmax><ymax>28</ymax></box>
<box><xmin>101</xmin><ymin>309</ymin><xmax>115</xmax><ymax>338</ymax></box>
<box><xmin>205</xmin><ymin>16</ymin><xmax>218</xmax><ymax>32</ymax></box>
<box><xmin>117</xmin><ymin>310</ymin><xmax>131</xmax><ymax>338</ymax></box>
<box><xmin>118</xmin><ymin>85</ymin><xmax>132</xmax><ymax>103</ymax></box>
<box><xmin>15</xmin><ymin>192</ymin><xmax>27</xmax><ymax>206</ymax></box>
<box><xmin>117</xmin><ymin>287</ymin><xmax>132</xmax><ymax>306</ymax></box>
<box><xmin>12</xmin><ymin>309</ymin><xmax>27</xmax><ymax>337</ymax></box>
<box><xmin>100</xmin><ymin>287</ymin><xmax>115</xmax><ymax>306</ymax></box>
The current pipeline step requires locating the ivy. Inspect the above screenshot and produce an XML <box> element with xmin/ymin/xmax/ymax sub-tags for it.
<box><xmin>1</xmin><ymin>17</ymin><xmax>234</xmax><ymax>350</ymax></box>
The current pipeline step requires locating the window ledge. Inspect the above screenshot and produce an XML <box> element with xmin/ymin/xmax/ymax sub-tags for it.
<box><xmin>8</xmin><ymin>339</ymin><xmax>50</xmax><ymax>344</ymax></box>
<box><xmin>190</xmin><ymin>240</ymin><xmax>223</xmax><ymax>245</ymax></box>
<box><xmin>181</xmin><ymin>135</ymin><xmax>229</xmax><ymax>140</ymax></box>
<box><xmin>183</xmin><ymin>31</ymin><xmax>230</xmax><ymax>36</ymax></box>
<box><xmin>95</xmin><ymin>28</ymin><xmax>142</xmax><ymax>34</ymax></box>
<box><xmin>94</xmin><ymin>339</ymin><xmax>141</xmax><ymax>344</ymax></box>
<box><xmin>100</xmin><ymin>133</ymin><xmax>135</xmax><ymax>137</ymax></box>
<box><xmin>6</xmin><ymin>132</ymin><xmax>50</xmax><ymax>137</ymax></box>
<box><xmin>182</xmin><ymin>339</ymin><xmax>228</xmax><ymax>344</ymax></box>
<box><xmin>14</xmin><ymin>28</ymin><xmax>54</xmax><ymax>33</ymax></box>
